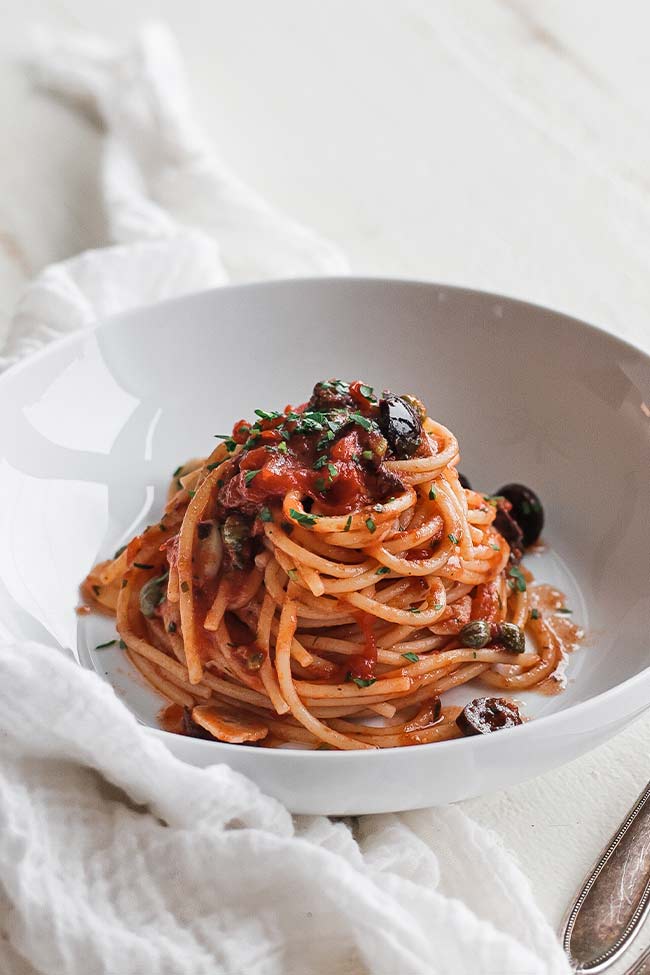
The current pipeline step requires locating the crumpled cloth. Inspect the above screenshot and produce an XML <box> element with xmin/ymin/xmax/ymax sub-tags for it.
<box><xmin>0</xmin><ymin>23</ymin><xmax>570</xmax><ymax>975</ymax></box>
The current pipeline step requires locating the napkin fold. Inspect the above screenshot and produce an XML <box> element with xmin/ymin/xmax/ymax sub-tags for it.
<box><xmin>0</xmin><ymin>23</ymin><xmax>570</xmax><ymax>975</ymax></box>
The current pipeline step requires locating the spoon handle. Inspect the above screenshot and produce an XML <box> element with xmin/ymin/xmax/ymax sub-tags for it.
<box><xmin>562</xmin><ymin>779</ymin><xmax>650</xmax><ymax>973</ymax></box>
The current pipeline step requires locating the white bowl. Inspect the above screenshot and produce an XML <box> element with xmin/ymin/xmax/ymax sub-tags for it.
<box><xmin>1</xmin><ymin>278</ymin><xmax>649</xmax><ymax>815</ymax></box>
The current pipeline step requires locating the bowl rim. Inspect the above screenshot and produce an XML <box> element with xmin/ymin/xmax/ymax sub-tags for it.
<box><xmin>3</xmin><ymin>274</ymin><xmax>650</xmax><ymax>760</ymax></box>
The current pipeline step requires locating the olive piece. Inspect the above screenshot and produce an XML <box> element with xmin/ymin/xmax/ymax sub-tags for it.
<box><xmin>458</xmin><ymin>473</ymin><xmax>471</xmax><ymax>490</ymax></box>
<box><xmin>459</xmin><ymin>620</ymin><xmax>491</xmax><ymax>649</ymax></box>
<box><xmin>493</xmin><ymin>498</ymin><xmax>524</xmax><ymax>565</ymax></box>
<box><xmin>495</xmin><ymin>483</ymin><xmax>544</xmax><ymax>548</ymax></box>
<box><xmin>378</xmin><ymin>395</ymin><xmax>422</xmax><ymax>458</ymax></box>
<box><xmin>493</xmin><ymin>622</ymin><xmax>525</xmax><ymax>654</ymax></box>
<box><xmin>456</xmin><ymin>697</ymin><xmax>523</xmax><ymax>736</ymax></box>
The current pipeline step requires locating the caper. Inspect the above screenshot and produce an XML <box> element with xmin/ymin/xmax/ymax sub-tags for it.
<box><xmin>459</xmin><ymin>620</ymin><xmax>491</xmax><ymax>649</ymax></box>
<box><xmin>494</xmin><ymin>622</ymin><xmax>525</xmax><ymax>654</ymax></box>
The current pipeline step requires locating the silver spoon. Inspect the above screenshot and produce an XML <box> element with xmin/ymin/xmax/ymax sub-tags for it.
<box><xmin>562</xmin><ymin>779</ymin><xmax>650</xmax><ymax>972</ymax></box>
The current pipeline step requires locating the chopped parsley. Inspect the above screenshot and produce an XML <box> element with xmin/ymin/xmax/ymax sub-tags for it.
<box><xmin>259</xmin><ymin>507</ymin><xmax>273</xmax><ymax>522</ymax></box>
<box><xmin>483</xmin><ymin>495</ymin><xmax>504</xmax><ymax>506</ymax></box>
<box><xmin>95</xmin><ymin>639</ymin><xmax>116</xmax><ymax>650</ymax></box>
<box><xmin>244</xmin><ymin>469</ymin><xmax>261</xmax><ymax>485</ymax></box>
<box><xmin>277</xmin><ymin>441</ymin><xmax>288</xmax><ymax>453</ymax></box>
<box><xmin>348</xmin><ymin>675</ymin><xmax>377</xmax><ymax>688</ymax></box>
<box><xmin>206</xmin><ymin>462</ymin><xmax>220</xmax><ymax>470</ymax></box>
<box><xmin>327</xmin><ymin>463</ymin><xmax>338</xmax><ymax>479</ymax></box>
<box><xmin>119</xmin><ymin>639</ymin><xmax>127</xmax><ymax>649</ymax></box>
<box><xmin>402</xmin><ymin>652</ymin><xmax>419</xmax><ymax>662</ymax></box>
<box><xmin>365</xmin><ymin>517</ymin><xmax>376</xmax><ymax>533</ymax></box>
<box><xmin>254</xmin><ymin>408</ymin><xmax>282</xmax><ymax>420</ymax></box>
<box><xmin>188</xmin><ymin>490</ymin><xmax>196</xmax><ymax>498</ymax></box>
<box><xmin>350</xmin><ymin>412</ymin><xmax>373</xmax><ymax>431</ymax></box>
<box><xmin>314</xmin><ymin>477</ymin><xmax>328</xmax><ymax>492</ymax></box>
<box><xmin>359</xmin><ymin>384</ymin><xmax>374</xmax><ymax>400</ymax></box>
<box><xmin>289</xmin><ymin>508</ymin><xmax>317</xmax><ymax>527</ymax></box>
<box><xmin>133</xmin><ymin>562</ymin><xmax>154</xmax><ymax>570</ymax></box>
<box><xmin>408</xmin><ymin>608</ymin><xmax>421</xmax><ymax>614</ymax></box>
<box><xmin>376</xmin><ymin>566</ymin><xmax>391</xmax><ymax>575</ymax></box>
<box><xmin>172</xmin><ymin>465</ymin><xmax>183</xmax><ymax>477</ymax></box>
<box><xmin>313</xmin><ymin>455</ymin><xmax>328</xmax><ymax>470</ymax></box>
<box><xmin>362</xmin><ymin>450</ymin><xmax>374</xmax><ymax>460</ymax></box>
<box><xmin>433</xmin><ymin>603</ymin><xmax>444</xmax><ymax>611</ymax></box>
<box><xmin>428</xmin><ymin>486</ymin><xmax>437</xmax><ymax>501</ymax></box>
<box><xmin>530</xmin><ymin>608</ymin><xmax>540</xmax><ymax>620</ymax></box>
<box><xmin>344</xmin><ymin>515</ymin><xmax>352</xmax><ymax>532</ymax></box>
<box><xmin>508</xmin><ymin>566</ymin><xmax>527</xmax><ymax>592</ymax></box>
<box><xmin>448</xmin><ymin>533</ymin><xmax>459</xmax><ymax>545</ymax></box>
<box><xmin>490</xmin><ymin>543</ymin><xmax>501</xmax><ymax>551</ymax></box>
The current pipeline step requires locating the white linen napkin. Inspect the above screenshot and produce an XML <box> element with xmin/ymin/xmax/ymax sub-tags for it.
<box><xmin>0</xmin><ymin>24</ymin><xmax>570</xmax><ymax>975</ymax></box>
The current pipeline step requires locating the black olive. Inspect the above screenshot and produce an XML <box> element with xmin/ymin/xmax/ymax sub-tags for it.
<box><xmin>378</xmin><ymin>395</ymin><xmax>422</xmax><ymax>458</ymax></box>
<box><xmin>458</xmin><ymin>472</ymin><xmax>471</xmax><ymax>490</ymax></box>
<box><xmin>456</xmin><ymin>697</ymin><xmax>523</xmax><ymax>736</ymax></box>
<box><xmin>495</xmin><ymin>483</ymin><xmax>544</xmax><ymax>547</ymax></box>
<box><xmin>493</xmin><ymin>499</ymin><xmax>524</xmax><ymax>565</ymax></box>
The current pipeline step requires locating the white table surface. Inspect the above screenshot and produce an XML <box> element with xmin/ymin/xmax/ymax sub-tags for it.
<box><xmin>2</xmin><ymin>0</ymin><xmax>650</xmax><ymax>965</ymax></box>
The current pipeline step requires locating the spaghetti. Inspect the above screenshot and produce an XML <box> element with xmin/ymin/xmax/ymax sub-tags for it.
<box><xmin>82</xmin><ymin>379</ymin><xmax>583</xmax><ymax>750</ymax></box>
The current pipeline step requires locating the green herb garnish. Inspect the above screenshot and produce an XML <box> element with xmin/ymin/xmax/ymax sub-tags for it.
<box><xmin>119</xmin><ymin>639</ymin><xmax>127</xmax><ymax>649</ymax></box>
<box><xmin>428</xmin><ymin>486</ymin><xmax>437</xmax><ymax>501</ymax></box>
<box><xmin>289</xmin><ymin>508</ymin><xmax>317</xmax><ymax>527</ymax></box>
<box><xmin>530</xmin><ymin>608</ymin><xmax>540</xmax><ymax>620</ymax></box>
<box><xmin>259</xmin><ymin>507</ymin><xmax>273</xmax><ymax>522</ymax></box>
<box><xmin>350</xmin><ymin>675</ymin><xmax>377</xmax><ymax>688</ymax></box>
<box><xmin>361</xmin><ymin>450</ymin><xmax>374</xmax><ymax>460</ymax></box>
<box><xmin>206</xmin><ymin>462</ymin><xmax>220</xmax><ymax>470</ymax></box>
<box><xmin>365</xmin><ymin>517</ymin><xmax>376</xmax><ymax>533</ymax></box>
<box><xmin>95</xmin><ymin>639</ymin><xmax>116</xmax><ymax>650</ymax></box>
<box><xmin>172</xmin><ymin>465</ymin><xmax>183</xmax><ymax>477</ymax></box>
<box><xmin>244</xmin><ymin>469</ymin><xmax>260</xmax><ymax>485</ymax></box>
<box><xmin>344</xmin><ymin>515</ymin><xmax>352</xmax><ymax>532</ymax></box>
<box><xmin>402</xmin><ymin>652</ymin><xmax>419</xmax><ymax>662</ymax></box>
<box><xmin>448</xmin><ymin>533</ymin><xmax>459</xmax><ymax>545</ymax></box>
<box><xmin>133</xmin><ymin>562</ymin><xmax>154</xmax><ymax>570</ymax></box>
<box><xmin>376</xmin><ymin>566</ymin><xmax>391</xmax><ymax>575</ymax></box>
<box><xmin>508</xmin><ymin>566</ymin><xmax>527</xmax><ymax>592</ymax></box>
<box><xmin>327</xmin><ymin>463</ymin><xmax>338</xmax><ymax>479</ymax></box>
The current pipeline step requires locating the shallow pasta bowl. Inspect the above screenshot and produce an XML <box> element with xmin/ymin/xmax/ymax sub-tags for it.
<box><xmin>1</xmin><ymin>277</ymin><xmax>649</xmax><ymax>815</ymax></box>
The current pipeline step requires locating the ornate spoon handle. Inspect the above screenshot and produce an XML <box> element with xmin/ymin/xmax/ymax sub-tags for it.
<box><xmin>562</xmin><ymin>779</ymin><xmax>650</xmax><ymax>973</ymax></box>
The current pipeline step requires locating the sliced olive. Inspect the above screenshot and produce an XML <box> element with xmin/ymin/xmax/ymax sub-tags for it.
<box><xmin>495</xmin><ymin>483</ymin><xmax>544</xmax><ymax>547</ymax></box>
<box><xmin>458</xmin><ymin>472</ymin><xmax>471</xmax><ymax>490</ymax></box>
<box><xmin>493</xmin><ymin>498</ymin><xmax>524</xmax><ymax>565</ymax></box>
<box><xmin>456</xmin><ymin>697</ymin><xmax>523</xmax><ymax>736</ymax></box>
<box><xmin>459</xmin><ymin>620</ymin><xmax>491</xmax><ymax>649</ymax></box>
<box><xmin>378</xmin><ymin>395</ymin><xmax>422</xmax><ymax>458</ymax></box>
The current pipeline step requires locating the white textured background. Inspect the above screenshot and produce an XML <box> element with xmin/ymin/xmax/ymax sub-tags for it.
<box><xmin>2</xmin><ymin>0</ymin><xmax>650</xmax><ymax>960</ymax></box>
